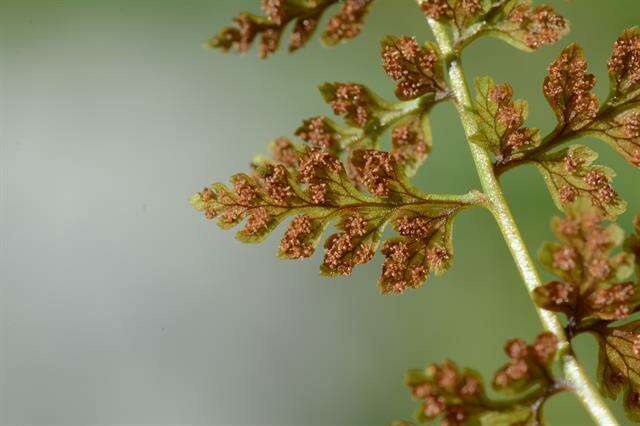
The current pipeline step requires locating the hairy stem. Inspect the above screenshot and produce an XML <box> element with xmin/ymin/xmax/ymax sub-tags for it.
<box><xmin>426</xmin><ymin>18</ymin><xmax>620</xmax><ymax>426</ymax></box>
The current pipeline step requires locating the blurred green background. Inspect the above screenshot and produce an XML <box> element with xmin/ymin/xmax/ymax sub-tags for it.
<box><xmin>2</xmin><ymin>0</ymin><xmax>640</xmax><ymax>425</ymax></box>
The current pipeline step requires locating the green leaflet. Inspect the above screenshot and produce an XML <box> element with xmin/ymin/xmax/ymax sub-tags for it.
<box><xmin>540</xmin><ymin>35</ymin><xmax>640</xmax><ymax>168</ymax></box>
<box><xmin>316</xmin><ymin>81</ymin><xmax>440</xmax><ymax>178</ymax></box>
<box><xmin>420</xmin><ymin>0</ymin><xmax>569</xmax><ymax>53</ymax></box>
<box><xmin>492</xmin><ymin>334</ymin><xmax>558</xmax><ymax>398</ymax></box>
<box><xmin>476</xmin><ymin>406</ymin><xmax>535</xmax><ymax>426</ymax></box>
<box><xmin>402</xmin><ymin>333</ymin><xmax>559</xmax><ymax>425</ymax></box>
<box><xmin>196</xmin><ymin>37</ymin><xmax>454</xmax><ymax>282</ymax></box>
<box><xmin>390</xmin><ymin>114</ymin><xmax>432</xmax><ymax>178</ymax></box>
<box><xmin>319</xmin><ymin>82</ymin><xmax>399</xmax><ymax>130</ymax></box>
<box><xmin>320</xmin><ymin>0</ymin><xmax>375</xmax><ymax>47</ymax></box>
<box><xmin>532</xmin><ymin>145</ymin><xmax>627</xmax><ymax>219</ymax></box>
<box><xmin>380</xmin><ymin>35</ymin><xmax>447</xmax><ymax>101</ymax></box>
<box><xmin>607</xmin><ymin>27</ymin><xmax>640</xmax><ymax>107</ymax></box>
<box><xmin>470</xmin><ymin>76</ymin><xmax>540</xmax><ymax>163</ymax></box>
<box><xmin>207</xmin><ymin>0</ymin><xmax>374</xmax><ymax>58</ymax></box>
<box><xmin>295</xmin><ymin>116</ymin><xmax>355</xmax><ymax>156</ymax></box>
<box><xmin>497</xmin><ymin>32</ymin><xmax>640</xmax><ymax>176</ymax></box>
<box><xmin>191</xmin><ymin>146</ymin><xmax>478</xmax><ymax>294</ymax></box>
<box><xmin>495</xmin><ymin>32</ymin><xmax>640</xmax><ymax>209</ymax></box>
<box><xmin>480</xmin><ymin>0</ymin><xmax>569</xmax><ymax>52</ymax></box>
<box><xmin>581</xmin><ymin>29</ymin><xmax>640</xmax><ymax>168</ymax></box>
<box><xmin>594</xmin><ymin>320</ymin><xmax>640</xmax><ymax>421</ymax></box>
<box><xmin>543</xmin><ymin>44</ymin><xmax>599</xmax><ymax>132</ymax></box>
<box><xmin>406</xmin><ymin>361</ymin><xmax>494</xmax><ymax>424</ymax></box>
<box><xmin>534</xmin><ymin>203</ymin><xmax>638</xmax><ymax>324</ymax></box>
<box><xmin>379</xmin><ymin>203</ymin><xmax>461</xmax><ymax>294</ymax></box>
<box><xmin>586</xmin><ymin>112</ymin><xmax>640</xmax><ymax>169</ymax></box>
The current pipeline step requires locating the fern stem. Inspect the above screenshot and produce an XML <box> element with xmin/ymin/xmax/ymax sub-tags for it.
<box><xmin>426</xmin><ymin>18</ymin><xmax>619</xmax><ymax>426</ymax></box>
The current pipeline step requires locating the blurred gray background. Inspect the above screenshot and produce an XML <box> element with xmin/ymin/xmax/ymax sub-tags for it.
<box><xmin>2</xmin><ymin>0</ymin><xmax>640</xmax><ymax>425</ymax></box>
